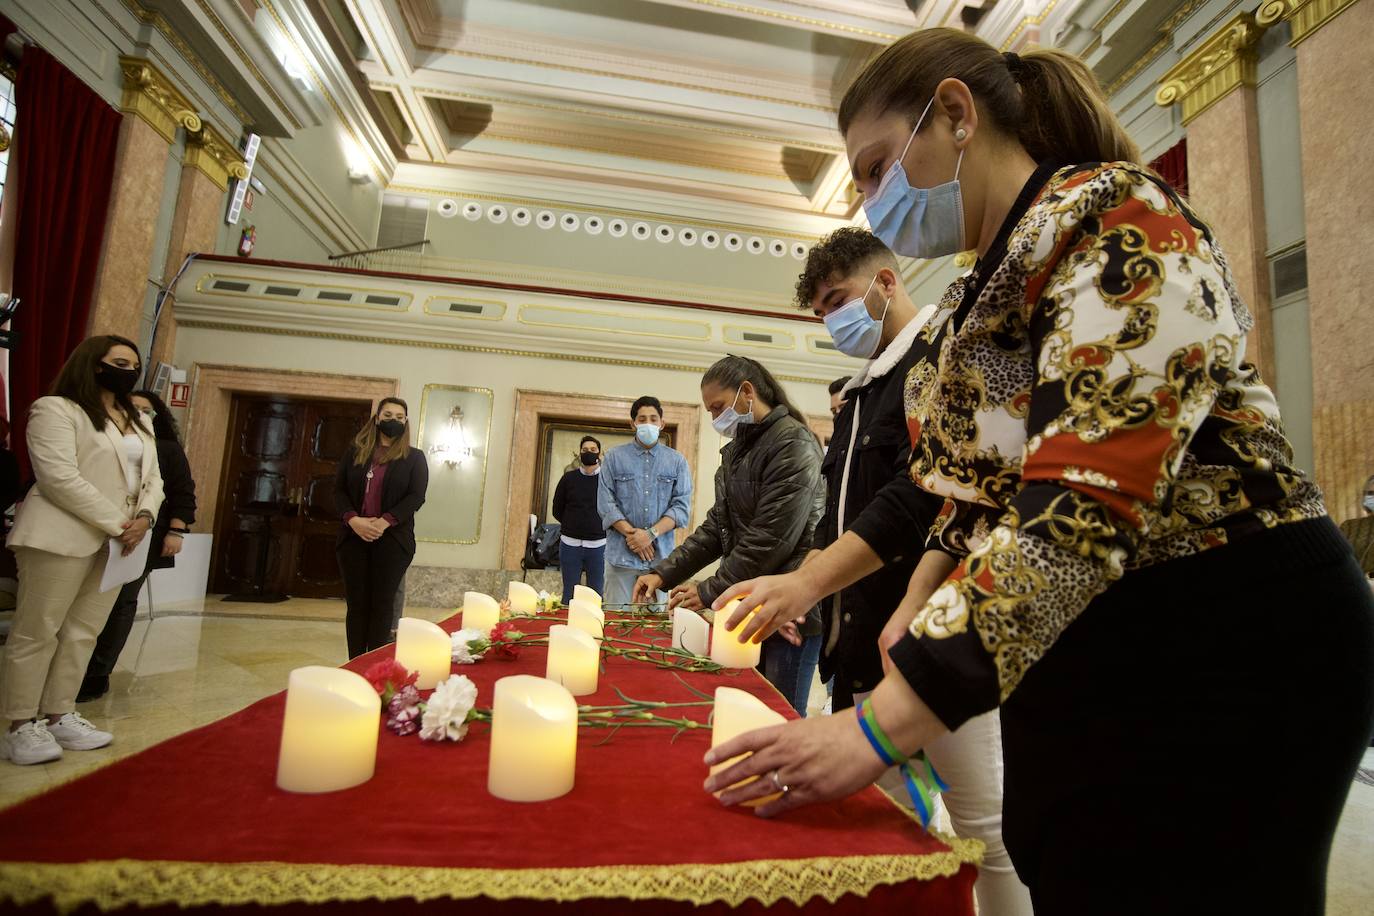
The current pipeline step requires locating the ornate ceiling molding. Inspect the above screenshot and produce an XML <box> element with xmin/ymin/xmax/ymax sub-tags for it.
<box><xmin>1256</xmin><ymin>0</ymin><xmax>1361</xmax><ymax>45</ymax></box>
<box><xmin>1154</xmin><ymin>12</ymin><xmax>1262</xmax><ymax>125</ymax></box>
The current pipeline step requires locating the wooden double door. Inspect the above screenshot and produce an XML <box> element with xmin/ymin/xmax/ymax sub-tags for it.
<box><xmin>211</xmin><ymin>395</ymin><xmax>373</xmax><ymax>599</ymax></box>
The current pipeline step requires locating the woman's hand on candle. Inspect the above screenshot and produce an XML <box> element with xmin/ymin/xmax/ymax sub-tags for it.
<box><xmin>703</xmin><ymin>673</ymin><xmax>949</xmax><ymax>817</ymax></box>
<box><xmin>712</xmin><ymin>567</ymin><xmax>822</xmax><ymax>644</ymax></box>
<box><xmin>668</xmin><ymin>581</ymin><xmax>704</xmax><ymax>611</ymax></box>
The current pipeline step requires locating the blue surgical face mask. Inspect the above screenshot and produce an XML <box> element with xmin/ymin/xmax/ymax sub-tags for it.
<box><xmin>823</xmin><ymin>275</ymin><xmax>891</xmax><ymax>359</ymax></box>
<box><xmin>711</xmin><ymin>385</ymin><xmax>755</xmax><ymax>439</ymax></box>
<box><xmin>1364</xmin><ymin>494</ymin><xmax>1374</xmax><ymax>513</ymax></box>
<box><xmin>635</xmin><ymin>423</ymin><xmax>660</xmax><ymax>447</ymax></box>
<box><xmin>862</xmin><ymin>94</ymin><xmax>966</xmax><ymax>260</ymax></box>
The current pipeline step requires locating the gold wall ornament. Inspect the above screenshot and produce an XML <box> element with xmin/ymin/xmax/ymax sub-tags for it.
<box><xmin>118</xmin><ymin>56</ymin><xmax>197</xmax><ymax>144</ymax></box>
<box><xmin>0</xmin><ymin>124</ymin><xmax>10</xmax><ymax>154</ymax></box>
<box><xmin>1256</xmin><ymin>0</ymin><xmax>1360</xmax><ymax>44</ymax></box>
<box><xmin>1153</xmin><ymin>12</ymin><xmax>1262</xmax><ymax>124</ymax></box>
<box><xmin>183</xmin><ymin>121</ymin><xmax>250</xmax><ymax>191</ymax></box>
<box><xmin>952</xmin><ymin>250</ymin><xmax>977</xmax><ymax>269</ymax></box>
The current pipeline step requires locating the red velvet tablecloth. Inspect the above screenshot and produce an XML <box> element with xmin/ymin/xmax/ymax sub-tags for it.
<box><xmin>0</xmin><ymin>612</ymin><xmax>979</xmax><ymax>913</ymax></box>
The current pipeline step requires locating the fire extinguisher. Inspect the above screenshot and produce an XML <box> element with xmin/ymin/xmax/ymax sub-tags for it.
<box><xmin>237</xmin><ymin>225</ymin><xmax>256</xmax><ymax>257</ymax></box>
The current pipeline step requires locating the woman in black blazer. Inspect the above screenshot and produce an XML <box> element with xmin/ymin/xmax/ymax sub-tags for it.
<box><xmin>334</xmin><ymin>397</ymin><xmax>429</xmax><ymax>658</ymax></box>
<box><xmin>79</xmin><ymin>390</ymin><xmax>197</xmax><ymax>702</ymax></box>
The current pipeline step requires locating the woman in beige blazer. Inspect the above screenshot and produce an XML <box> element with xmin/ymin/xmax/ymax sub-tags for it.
<box><xmin>0</xmin><ymin>335</ymin><xmax>163</xmax><ymax>766</ymax></box>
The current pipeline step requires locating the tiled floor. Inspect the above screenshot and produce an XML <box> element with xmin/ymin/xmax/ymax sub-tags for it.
<box><xmin>0</xmin><ymin>598</ymin><xmax>1370</xmax><ymax>913</ymax></box>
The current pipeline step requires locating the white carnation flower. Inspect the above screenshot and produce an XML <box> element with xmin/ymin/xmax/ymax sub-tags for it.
<box><xmin>450</xmin><ymin>628</ymin><xmax>486</xmax><ymax>664</ymax></box>
<box><xmin>420</xmin><ymin>674</ymin><xmax>479</xmax><ymax>742</ymax></box>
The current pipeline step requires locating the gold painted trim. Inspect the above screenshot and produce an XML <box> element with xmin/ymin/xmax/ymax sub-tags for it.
<box><xmin>1106</xmin><ymin>34</ymin><xmax>1171</xmax><ymax>97</ymax></box>
<box><xmin>118</xmin><ymin>56</ymin><xmax>196</xmax><ymax>144</ymax></box>
<box><xmin>1257</xmin><ymin>0</ymin><xmax>1360</xmax><ymax>45</ymax></box>
<box><xmin>422</xmin><ymin>295</ymin><xmax>507</xmax><ymax>321</ymax></box>
<box><xmin>118</xmin><ymin>0</ymin><xmax>255</xmax><ymax>126</ymax></box>
<box><xmin>195</xmin><ymin>274</ymin><xmax>413</xmax><ymax>312</ymax></box>
<box><xmin>723</xmin><ymin>324</ymin><xmax>796</xmax><ymax>350</ymax></box>
<box><xmin>183</xmin><ymin>119</ymin><xmax>250</xmax><ymax>191</ymax></box>
<box><xmin>1154</xmin><ymin>11</ymin><xmax>1262</xmax><ymax>125</ymax></box>
<box><xmin>1000</xmin><ymin>0</ymin><xmax>1062</xmax><ymax>51</ymax></box>
<box><xmin>384</xmin><ymin>186</ymin><xmax>823</xmax><ymax>244</ymax></box>
<box><xmin>416</xmin><ymin>384</ymin><xmax>494</xmax><ymax>545</ymax></box>
<box><xmin>0</xmin><ymin>841</ymin><xmax>981</xmax><ymax>911</ymax></box>
<box><xmin>516</xmin><ymin>304</ymin><xmax>712</xmax><ymax>342</ymax></box>
<box><xmin>176</xmin><ymin>320</ymin><xmax>837</xmax><ymax>386</ymax></box>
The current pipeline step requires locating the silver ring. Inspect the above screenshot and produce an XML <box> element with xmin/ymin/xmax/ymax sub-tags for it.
<box><xmin>771</xmin><ymin>770</ymin><xmax>789</xmax><ymax>794</ymax></box>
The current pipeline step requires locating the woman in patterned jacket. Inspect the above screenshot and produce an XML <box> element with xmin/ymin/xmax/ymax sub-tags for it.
<box><xmin>704</xmin><ymin>28</ymin><xmax>1374</xmax><ymax>913</ymax></box>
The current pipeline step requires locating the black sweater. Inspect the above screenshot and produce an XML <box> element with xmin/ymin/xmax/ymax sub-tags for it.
<box><xmin>552</xmin><ymin>469</ymin><xmax>604</xmax><ymax>540</ymax></box>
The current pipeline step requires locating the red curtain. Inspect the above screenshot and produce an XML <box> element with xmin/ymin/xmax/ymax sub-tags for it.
<box><xmin>7</xmin><ymin>46</ymin><xmax>121</xmax><ymax>476</ymax></box>
<box><xmin>1149</xmin><ymin>137</ymin><xmax>1188</xmax><ymax>198</ymax></box>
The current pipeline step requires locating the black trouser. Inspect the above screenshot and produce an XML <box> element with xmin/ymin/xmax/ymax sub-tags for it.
<box><xmin>999</xmin><ymin>517</ymin><xmax>1374</xmax><ymax>914</ymax></box>
<box><xmin>84</xmin><ymin>569</ymin><xmax>152</xmax><ymax>680</ymax></box>
<box><xmin>337</xmin><ymin>535</ymin><xmax>412</xmax><ymax>659</ymax></box>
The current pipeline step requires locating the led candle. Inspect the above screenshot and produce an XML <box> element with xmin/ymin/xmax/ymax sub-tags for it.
<box><xmin>395</xmin><ymin>617</ymin><xmax>452</xmax><ymax>689</ymax></box>
<box><xmin>277</xmin><ymin>666</ymin><xmax>381</xmax><ymax>794</ymax></box>
<box><xmin>487</xmin><ymin>675</ymin><xmax>578</xmax><ymax>802</ymax></box>
<box><xmin>567</xmin><ymin>598</ymin><xmax>605</xmax><ymax>640</ymax></box>
<box><xmin>673</xmin><ymin>608</ymin><xmax>710</xmax><ymax>656</ymax></box>
<box><xmin>573</xmin><ymin>584</ymin><xmax>601</xmax><ymax>608</ymax></box>
<box><xmin>710</xmin><ymin>599</ymin><xmax>762</xmax><ymax>668</ymax></box>
<box><xmin>508</xmin><ymin>580</ymin><xmax>539</xmax><ymax>615</ymax></box>
<box><xmin>710</xmin><ymin>686</ymin><xmax>786</xmax><ymax>807</ymax></box>
<box><xmin>545</xmin><ymin>624</ymin><xmax>600</xmax><ymax>696</ymax></box>
<box><xmin>462</xmin><ymin>591</ymin><xmax>500</xmax><ymax>637</ymax></box>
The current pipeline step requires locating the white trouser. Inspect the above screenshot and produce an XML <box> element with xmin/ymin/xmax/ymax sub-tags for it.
<box><xmin>858</xmin><ymin>694</ymin><xmax>1032</xmax><ymax>916</ymax></box>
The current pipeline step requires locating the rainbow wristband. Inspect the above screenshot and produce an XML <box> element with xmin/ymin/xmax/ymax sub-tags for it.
<box><xmin>856</xmin><ymin>698</ymin><xmax>948</xmax><ymax>829</ymax></box>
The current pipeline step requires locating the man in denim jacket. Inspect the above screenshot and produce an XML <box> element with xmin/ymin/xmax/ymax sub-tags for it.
<box><xmin>597</xmin><ymin>396</ymin><xmax>692</xmax><ymax>612</ymax></box>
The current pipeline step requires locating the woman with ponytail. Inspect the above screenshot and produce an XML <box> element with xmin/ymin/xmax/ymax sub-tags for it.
<box><xmin>706</xmin><ymin>28</ymin><xmax>1374</xmax><ymax>912</ymax></box>
<box><xmin>633</xmin><ymin>356</ymin><xmax>825</xmax><ymax>714</ymax></box>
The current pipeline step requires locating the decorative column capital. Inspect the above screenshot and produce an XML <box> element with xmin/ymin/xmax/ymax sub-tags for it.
<box><xmin>118</xmin><ymin>56</ymin><xmax>196</xmax><ymax>144</ymax></box>
<box><xmin>1154</xmin><ymin>13</ymin><xmax>1262</xmax><ymax>125</ymax></box>
<box><xmin>183</xmin><ymin>120</ymin><xmax>250</xmax><ymax>192</ymax></box>
<box><xmin>1256</xmin><ymin>0</ymin><xmax>1360</xmax><ymax>45</ymax></box>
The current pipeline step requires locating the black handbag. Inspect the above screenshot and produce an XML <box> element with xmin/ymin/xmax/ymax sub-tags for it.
<box><xmin>523</xmin><ymin>522</ymin><xmax>562</xmax><ymax>571</ymax></box>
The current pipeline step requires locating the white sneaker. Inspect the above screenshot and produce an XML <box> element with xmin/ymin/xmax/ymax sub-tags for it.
<box><xmin>0</xmin><ymin>720</ymin><xmax>63</xmax><ymax>765</ymax></box>
<box><xmin>45</xmin><ymin>712</ymin><xmax>112</xmax><ymax>751</ymax></box>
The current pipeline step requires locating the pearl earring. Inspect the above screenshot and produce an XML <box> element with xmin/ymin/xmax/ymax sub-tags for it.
<box><xmin>955</xmin><ymin>128</ymin><xmax>968</xmax><ymax>141</ymax></box>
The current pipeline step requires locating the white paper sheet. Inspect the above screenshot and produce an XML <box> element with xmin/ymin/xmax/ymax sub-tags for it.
<box><xmin>100</xmin><ymin>534</ymin><xmax>152</xmax><ymax>593</ymax></box>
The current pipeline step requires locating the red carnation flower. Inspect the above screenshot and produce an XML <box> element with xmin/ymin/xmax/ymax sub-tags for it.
<box><xmin>488</xmin><ymin>622</ymin><xmax>524</xmax><ymax>660</ymax></box>
<box><xmin>364</xmin><ymin>659</ymin><xmax>418</xmax><ymax>702</ymax></box>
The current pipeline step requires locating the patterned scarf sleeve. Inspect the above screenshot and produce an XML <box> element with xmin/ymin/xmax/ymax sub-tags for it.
<box><xmin>891</xmin><ymin>165</ymin><xmax>1321</xmax><ymax>729</ymax></box>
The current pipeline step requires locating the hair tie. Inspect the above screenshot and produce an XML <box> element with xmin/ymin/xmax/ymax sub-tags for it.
<box><xmin>1003</xmin><ymin>50</ymin><xmax>1022</xmax><ymax>73</ymax></box>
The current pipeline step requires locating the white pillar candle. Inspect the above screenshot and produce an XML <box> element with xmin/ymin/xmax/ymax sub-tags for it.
<box><xmin>710</xmin><ymin>686</ymin><xmax>786</xmax><ymax>807</ymax></box>
<box><xmin>710</xmin><ymin>599</ymin><xmax>762</xmax><ymax>668</ymax></box>
<box><xmin>573</xmin><ymin>584</ymin><xmax>601</xmax><ymax>608</ymax></box>
<box><xmin>545</xmin><ymin>624</ymin><xmax>600</xmax><ymax>696</ymax></box>
<box><xmin>277</xmin><ymin>666</ymin><xmax>381</xmax><ymax>794</ymax></box>
<box><xmin>567</xmin><ymin>598</ymin><xmax>605</xmax><ymax>640</ymax></box>
<box><xmin>487</xmin><ymin>674</ymin><xmax>578</xmax><ymax>802</ymax></box>
<box><xmin>673</xmin><ymin>608</ymin><xmax>710</xmax><ymax>656</ymax></box>
<box><xmin>508</xmin><ymin>580</ymin><xmax>539</xmax><ymax>615</ymax></box>
<box><xmin>462</xmin><ymin>591</ymin><xmax>500</xmax><ymax>637</ymax></box>
<box><xmin>395</xmin><ymin>617</ymin><xmax>452</xmax><ymax>689</ymax></box>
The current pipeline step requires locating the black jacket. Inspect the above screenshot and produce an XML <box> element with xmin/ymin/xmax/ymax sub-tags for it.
<box><xmin>147</xmin><ymin>438</ymin><xmax>197</xmax><ymax>573</ymax></box>
<box><xmin>552</xmin><ymin>468</ymin><xmax>604</xmax><ymax>540</ymax></box>
<box><xmin>655</xmin><ymin>406</ymin><xmax>824</xmax><ymax>635</ymax></box>
<box><xmin>334</xmin><ymin>446</ymin><xmax>429</xmax><ymax>555</ymax></box>
<box><xmin>817</xmin><ymin>316</ymin><xmax>943</xmax><ymax>696</ymax></box>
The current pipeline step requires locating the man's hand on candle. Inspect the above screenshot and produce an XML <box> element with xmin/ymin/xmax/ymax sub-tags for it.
<box><xmin>712</xmin><ymin>567</ymin><xmax>822</xmax><ymax>644</ymax></box>
<box><xmin>668</xmin><ymin>581</ymin><xmax>703</xmax><ymax>611</ymax></box>
<box><xmin>632</xmin><ymin>572</ymin><xmax>664</xmax><ymax>604</ymax></box>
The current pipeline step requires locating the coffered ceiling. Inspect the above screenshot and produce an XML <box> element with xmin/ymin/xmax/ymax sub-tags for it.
<box><xmin>300</xmin><ymin>0</ymin><xmax>977</xmax><ymax>231</ymax></box>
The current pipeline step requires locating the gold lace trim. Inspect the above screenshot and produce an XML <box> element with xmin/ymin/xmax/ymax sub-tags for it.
<box><xmin>0</xmin><ymin>838</ymin><xmax>983</xmax><ymax>912</ymax></box>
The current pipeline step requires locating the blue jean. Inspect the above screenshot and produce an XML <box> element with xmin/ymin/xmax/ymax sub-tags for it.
<box><xmin>602</xmin><ymin>564</ymin><xmax>666</xmax><ymax>612</ymax></box>
<box><xmin>558</xmin><ymin>542</ymin><xmax>605</xmax><ymax>605</ymax></box>
<box><xmin>761</xmin><ymin>633</ymin><xmax>822</xmax><ymax>717</ymax></box>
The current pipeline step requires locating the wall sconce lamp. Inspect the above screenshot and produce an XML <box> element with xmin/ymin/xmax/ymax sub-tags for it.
<box><xmin>428</xmin><ymin>405</ymin><xmax>473</xmax><ymax>468</ymax></box>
